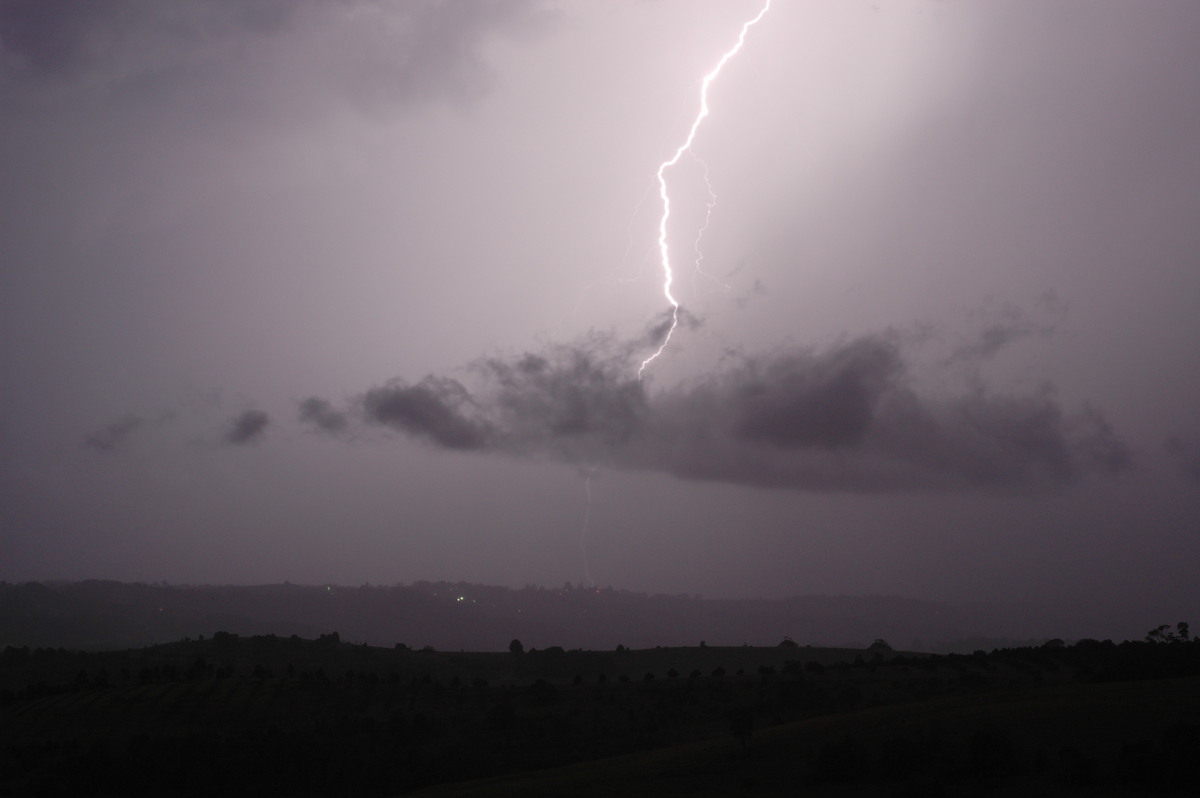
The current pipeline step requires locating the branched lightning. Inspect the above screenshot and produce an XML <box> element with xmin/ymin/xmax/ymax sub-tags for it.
<box><xmin>638</xmin><ymin>0</ymin><xmax>771</xmax><ymax>378</ymax></box>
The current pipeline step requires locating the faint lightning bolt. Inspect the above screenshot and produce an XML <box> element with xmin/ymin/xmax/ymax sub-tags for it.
<box><xmin>574</xmin><ymin>180</ymin><xmax>658</xmax><ymax>318</ymax></box>
<box><xmin>638</xmin><ymin>0</ymin><xmax>771</xmax><ymax>378</ymax></box>
<box><xmin>689</xmin><ymin>151</ymin><xmax>730</xmax><ymax>299</ymax></box>
<box><xmin>578</xmin><ymin>468</ymin><xmax>596</xmax><ymax>587</ymax></box>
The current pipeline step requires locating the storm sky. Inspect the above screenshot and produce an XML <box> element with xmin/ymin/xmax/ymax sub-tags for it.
<box><xmin>2</xmin><ymin>0</ymin><xmax>1198</xmax><ymax>635</ymax></box>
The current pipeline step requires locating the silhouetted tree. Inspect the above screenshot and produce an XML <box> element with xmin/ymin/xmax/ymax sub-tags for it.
<box><xmin>1145</xmin><ymin>622</ymin><xmax>1190</xmax><ymax>643</ymax></box>
<box><xmin>509</xmin><ymin>639</ymin><xmax>524</xmax><ymax>657</ymax></box>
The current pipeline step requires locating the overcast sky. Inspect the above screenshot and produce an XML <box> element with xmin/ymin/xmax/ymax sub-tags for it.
<box><xmin>2</xmin><ymin>0</ymin><xmax>1198</xmax><ymax>636</ymax></box>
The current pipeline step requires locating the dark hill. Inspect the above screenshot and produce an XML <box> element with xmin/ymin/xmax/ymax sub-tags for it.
<box><xmin>0</xmin><ymin>580</ymin><xmax>1116</xmax><ymax>653</ymax></box>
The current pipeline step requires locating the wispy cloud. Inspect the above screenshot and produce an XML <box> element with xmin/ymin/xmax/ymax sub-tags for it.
<box><xmin>83</xmin><ymin>415</ymin><xmax>144</xmax><ymax>452</ymax></box>
<box><xmin>224</xmin><ymin>409</ymin><xmax>269</xmax><ymax>445</ymax></box>
<box><xmin>298</xmin><ymin>397</ymin><xmax>348</xmax><ymax>435</ymax></box>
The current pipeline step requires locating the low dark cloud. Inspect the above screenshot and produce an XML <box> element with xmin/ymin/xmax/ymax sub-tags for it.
<box><xmin>638</xmin><ymin>340</ymin><xmax>1129</xmax><ymax>493</ymax></box>
<box><xmin>363</xmin><ymin>377</ymin><xmax>491</xmax><ymax>451</ymax></box>
<box><xmin>83</xmin><ymin>415</ymin><xmax>143</xmax><ymax>452</ymax></box>
<box><xmin>355</xmin><ymin>332</ymin><xmax>1132</xmax><ymax>494</ymax></box>
<box><xmin>733</xmin><ymin>339</ymin><xmax>896</xmax><ymax>449</ymax></box>
<box><xmin>298</xmin><ymin>397</ymin><xmax>348</xmax><ymax>435</ymax></box>
<box><xmin>476</xmin><ymin>334</ymin><xmax>646</xmax><ymax>455</ymax></box>
<box><xmin>1165</xmin><ymin>435</ymin><xmax>1200</xmax><ymax>482</ymax></box>
<box><xmin>1069</xmin><ymin>406</ymin><xmax>1133</xmax><ymax>475</ymax></box>
<box><xmin>225</xmin><ymin>409</ymin><xmax>269</xmax><ymax>446</ymax></box>
<box><xmin>0</xmin><ymin>0</ymin><xmax>300</xmax><ymax>79</ymax></box>
<box><xmin>949</xmin><ymin>323</ymin><xmax>1039</xmax><ymax>365</ymax></box>
<box><xmin>0</xmin><ymin>0</ymin><xmax>548</xmax><ymax>111</ymax></box>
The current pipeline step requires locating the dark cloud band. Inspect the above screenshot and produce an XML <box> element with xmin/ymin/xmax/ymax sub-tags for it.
<box><xmin>347</xmin><ymin>332</ymin><xmax>1131</xmax><ymax>494</ymax></box>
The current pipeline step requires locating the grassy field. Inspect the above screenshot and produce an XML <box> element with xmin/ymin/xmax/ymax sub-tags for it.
<box><xmin>414</xmin><ymin>676</ymin><xmax>1200</xmax><ymax>797</ymax></box>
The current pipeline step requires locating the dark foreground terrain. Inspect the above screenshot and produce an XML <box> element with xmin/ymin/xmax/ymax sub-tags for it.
<box><xmin>2</xmin><ymin>625</ymin><xmax>1198</xmax><ymax>796</ymax></box>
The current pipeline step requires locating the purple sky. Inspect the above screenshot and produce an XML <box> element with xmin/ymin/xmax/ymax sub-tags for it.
<box><xmin>2</xmin><ymin>0</ymin><xmax>1198</xmax><ymax>632</ymax></box>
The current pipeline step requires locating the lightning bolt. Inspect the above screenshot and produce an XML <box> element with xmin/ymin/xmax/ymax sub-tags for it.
<box><xmin>638</xmin><ymin>0</ymin><xmax>771</xmax><ymax>378</ymax></box>
<box><xmin>578</xmin><ymin>468</ymin><xmax>596</xmax><ymax>587</ymax></box>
